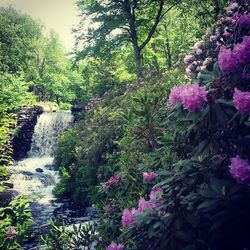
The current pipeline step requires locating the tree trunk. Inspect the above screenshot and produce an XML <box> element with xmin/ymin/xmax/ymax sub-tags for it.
<box><xmin>135</xmin><ymin>47</ymin><xmax>143</xmax><ymax>80</ymax></box>
<box><xmin>165</xmin><ymin>34</ymin><xmax>172</xmax><ymax>69</ymax></box>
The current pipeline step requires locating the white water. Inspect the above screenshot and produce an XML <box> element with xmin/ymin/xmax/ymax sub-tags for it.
<box><xmin>9</xmin><ymin>111</ymin><xmax>73</xmax><ymax>204</ymax></box>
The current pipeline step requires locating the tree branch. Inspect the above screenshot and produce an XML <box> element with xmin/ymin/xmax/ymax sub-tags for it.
<box><xmin>139</xmin><ymin>0</ymin><xmax>164</xmax><ymax>50</ymax></box>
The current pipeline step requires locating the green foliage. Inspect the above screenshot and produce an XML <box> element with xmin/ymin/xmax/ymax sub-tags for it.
<box><xmin>0</xmin><ymin>113</ymin><xmax>16</xmax><ymax>167</ymax></box>
<box><xmin>0</xmin><ymin>195</ymin><xmax>33</xmax><ymax>249</ymax></box>
<box><xmin>42</xmin><ymin>220</ymin><xmax>98</xmax><ymax>250</ymax></box>
<box><xmin>0</xmin><ymin>7</ymin><xmax>42</xmax><ymax>75</ymax></box>
<box><xmin>0</xmin><ymin>74</ymin><xmax>35</xmax><ymax>114</ymax></box>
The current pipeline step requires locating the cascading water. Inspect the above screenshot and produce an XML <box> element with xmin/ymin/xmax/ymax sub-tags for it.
<box><xmin>29</xmin><ymin>112</ymin><xmax>73</xmax><ymax>157</ymax></box>
<box><xmin>9</xmin><ymin>111</ymin><xmax>73</xmax><ymax>199</ymax></box>
<box><xmin>8</xmin><ymin>111</ymin><xmax>81</xmax><ymax>249</ymax></box>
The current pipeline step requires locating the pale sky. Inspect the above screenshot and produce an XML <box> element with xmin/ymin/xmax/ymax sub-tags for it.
<box><xmin>0</xmin><ymin>0</ymin><xmax>81</xmax><ymax>51</ymax></box>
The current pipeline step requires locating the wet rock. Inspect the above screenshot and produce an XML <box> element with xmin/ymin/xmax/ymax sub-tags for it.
<box><xmin>36</xmin><ymin>168</ymin><xmax>44</xmax><ymax>173</ymax></box>
<box><xmin>2</xmin><ymin>182</ymin><xmax>14</xmax><ymax>188</ymax></box>
<box><xmin>44</xmin><ymin>164</ymin><xmax>55</xmax><ymax>170</ymax></box>
<box><xmin>39</xmin><ymin>174</ymin><xmax>55</xmax><ymax>186</ymax></box>
<box><xmin>0</xmin><ymin>190</ymin><xmax>19</xmax><ymax>206</ymax></box>
<box><xmin>12</xmin><ymin>106</ymin><xmax>43</xmax><ymax>160</ymax></box>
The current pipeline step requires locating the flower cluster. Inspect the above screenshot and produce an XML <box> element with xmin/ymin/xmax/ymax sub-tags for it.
<box><xmin>229</xmin><ymin>155</ymin><xmax>250</xmax><ymax>184</ymax></box>
<box><xmin>6</xmin><ymin>228</ymin><xmax>17</xmax><ymax>239</ymax></box>
<box><xmin>238</xmin><ymin>14</ymin><xmax>250</xmax><ymax>26</ymax></box>
<box><xmin>104</xmin><ymin>203</ymin><xmax>114</xmax><ymax>214</ymax></box>
<box><xmin>218</xmin><ymin>36</ymin><xmax>250</xmax><ymax>73</ymax></box>
<box><xmin>143</xmin><ymin>171</ymin><xmax>158</xmax><ymax>182</ymax></box>
<box><xmin>106</xmin><ymin>242</ymin><xmax>125</xmax><ymax>250</ymax></box>
<box><xmin>168</xmin><ymin>83</ymin><xmax>208</xmax><ymax>112</ymax></box>
<box><xmin>103</xmin><ymin>175</ymin><xmax>121</xmax><ymax>192</ymax></box>
<box><xmin>121</xmin><ymin>187</ymin><xmax>163</xmax><ymax>228</ymax></box>
<box><xmin>233</xmin><ymin>88</ymin><xmax>250</xmax><ymax>115</ymax></box>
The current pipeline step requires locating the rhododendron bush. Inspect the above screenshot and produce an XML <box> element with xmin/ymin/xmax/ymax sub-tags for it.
<box><xmin>103</xmin><ymin>1</ymin><xmax>250</xmax><ymax>249</ymax></box>
<box><xmin>50</xmin><ymin>1</ymin><xmax>250</xmax><ymax>249</ymax></box>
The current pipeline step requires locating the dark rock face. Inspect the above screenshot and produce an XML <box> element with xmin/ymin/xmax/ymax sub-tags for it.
<box><xmin>2</xmin><ymin>182</ymin><xmax>14</xmax><ymax>188</ymax></box>
<box><xmin>35</xmin><ymin>168</ymin><xmax>43</xmax><ymax>173</ymax></box>
<box><xmin>0</xmin><ymin>190</ymin><xmax>19</xmax><ymax>207</ymax></box>
<box><xmin>12</xmin><ymin>106</ymin><xmax>43</xmax><ymax>160</ymax></box>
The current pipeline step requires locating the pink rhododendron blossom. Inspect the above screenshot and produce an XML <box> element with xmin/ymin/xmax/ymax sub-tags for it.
<box><xmin>223</xmin><ymin>30</ymin><xmax>232</xmax><ymax>38</ymax></box>
<box><xmin>234</xmin><ymin>36</ymin><xmax>250</xmax><ymax>65</ymax></box>
<box><xmin>195</xmin><ymin>48</ymin><xmax>203</xmax><ymax>55</ymax></box>
<box><xmin>168</xmin><ymin>85</ymin><xmax>186</xmax><ymax>107</ymax></box>
<box><xmin>138</xmin><ymin>197</ymin><xmax>152</xmax><ymax>212</ymax></box>
<box><xmin>239</xmin><ymin>14</ymin><xmax>250</xmax><ymax>26</ymax></box>
<box><xmin>143</xmin><ymin>171</ymin><xmax>158</xmax><ymax>182</ymax></box>
<box><xmin>108</xmin><ymin>175</ymin><xmax>120</xmax><ymax>186</ymax></box>
<box><xmin>233</xmin><ymin>88</ymin><xmax>250</xmax><ymax>115</ymax></box>
<box><xmin>184</xmin><ymin>54</ymin><xmax>195</xmax><ymax>64</ymax></box>
<box><xmin>229</xmin><ymin>155</ymin><xmax>250</xmax><ymax>184</ymax></box>
<box><xmin>6</xmin><ymin>228</ymin><xmax>17</xmax><ymax>239</ymax></box>
<box><xmin>203</xmin><ymin>57</ymin><xmax>213</xmax><ymax>66</ymax></box>
<box><xmin>103</xmin><ymin>175</ymin><xmax>121</xmax><ymax>192</ymax></box>
<box><xmin>218</xmin><ymin>46</ymin><xmax>240</xmax><ymax>72</ymax></box>
<box><xmin>106</xmin><ymin>242</ymin><xmax>125</xmax><ymax>250</ymax></box>
<box><xmin>219</xmin><ymin>36</ymin><xmax>250</xmax><ymax>72</ymax></box>
<box><xmin>193</xmin><ymin>41</ymin><xmax>204</xmax><ymax>49</ymax></box>
<box><xmin>168</xmin><ymin>84</ymin><xmax>207</xmax><ymax>112</ymax></box>
<box><xmin>104</xmin><ymin>203</ymin><xmax>114</xmax><ymax>214</ymax></box>
<box><xmin>181</xmin><ymin>84</ymin><xmax>208</xmax><ymax>112</ymax></box>
<box><xmin>226</xmin><ymin>2</ymin><xmax>238</xmax><ymax>14</ymax></box>
<box><xmin>122</xmin><ymin>209</ymin><xmax>134</xmax><ymax>227</ymax></box>
<box><xmin>149</xmin><ymin>187</ymin><xmax>163</xmax><ymax>201</ymax></box>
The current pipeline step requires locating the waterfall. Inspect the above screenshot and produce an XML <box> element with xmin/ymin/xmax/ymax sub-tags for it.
<box><xmin>29</xmin><ymin>111</ymin><xmax>73</xmax><ymax>157</ymax></box>
<box><xmin>9</xmin><ymin>111</ymin><xmax>73</xmax><ymax>197</ymax></box>
<box><xmin>8</xmin><ymin>111</ymin><xmax>91</xmax><ymax>249</ymax></box>
<box><xmin>8</xmin><ymin>111</ymin><xmax>78</xmax><ymax>249</ymax></box>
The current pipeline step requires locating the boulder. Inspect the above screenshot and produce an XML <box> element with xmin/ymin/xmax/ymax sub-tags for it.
<box><xmin>2</xmin><ymin>182</ymin><xmax>14</xmax><ymax>188</ymax></box>
<box><xmin>0</xmin><ymin>190</ymin><xmax>19</xmax><ymax>207</ymax></box>
<box><xmin>36</xmin><ymin>168</ymin><xmax>44</xmax><ymax>173</ymax></box>
<box><xmin>12</xmin><ymin>106</ymin><xmax>43</xmax><ymax>160</ymax></box>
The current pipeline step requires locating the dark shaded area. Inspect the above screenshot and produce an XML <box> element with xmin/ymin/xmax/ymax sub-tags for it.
<box><xmin>12</xmin><ymin>106</ymin><xmax>43</xmax><ymax>160</ymax></box>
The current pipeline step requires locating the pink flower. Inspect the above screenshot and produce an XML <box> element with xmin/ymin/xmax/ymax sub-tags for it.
<box><xmin>223</xmin><ymin>30</ymin><xmax>232</xmax><ymax>38</ymax></box>
<box><xmin>138</xmin><ymin>197</ymin><xmax>152</xmax><ymax>212</ymax></box>
<box><xmin>181</xmin><ymin>84</ymin><xmax>208</xmax><ymax>112</ymax></box>
<box><xmin>234</xmin><ymin>36</ymin><xmax>250</xmax><ymax>65</ymax></box>
<box><xmin>106</xmin><ymin>242</ymin><xmax>125</xmax><ymax>250</ymax></box>
<box><xmin>218</xmin><ymin>46</ymin><xmax>240</xmax><ymax>73</ymax></box>
<box><xmin>122</xmin><ymin>209</ymin><xmax>134</xmax><ymax>227</ymax></box>
<box><xmin>6</xmin><ymin>228</ymin><xmax>17</xmax><ymax>239</ymax></box>
<box><xmin>193</xmin><ymin>41</ymin><xmax>204</xmax><ymax>49</ymax></box>
<box><xmin>185</xmin><ymin>67</ymin><xmax>194</xmax><ymax>78</ymax></box>
<box><xmin>184</xmin><ymin>54</ymin><xmax>195</xmax><ymax>64</ymax></box>
<box><xmin>108</xmin><ymin>175</ymin><xmax>121</xmax><ymax>186</ymax></box>
<box><xmin>169</xmin><ymin>85</ymin><xmax>183</xmax><ymax>106</ymax></box>
<box><xmin>195</xmin><ymin>48</ymin><xmax>203</xmax><ymax>56</ymax></box>
<box><xmin>143</xmin><ymin>171</ymin><xmax>158</xmax><ymax>182</ymax></box>
<box><xmin>149</xmin><ymin>187</ymin><xmax>163</xmax><ymax>201</ymax></box>
<box><xmin>104</xmin><ymin>203</ymin><xmax>114</xmax><ymax>214</ymax></box>
<box><xmin>168</xmin><ymin>84</ymin><xmax>207</xmax><ymax>112</ymax></box>
<box><xmin>238</xmin><ymin>14</ymin><xmax>250</xmax><ymax>26</ymax></box>
<box><xmin>103</xmin><ymin>174</ymin><xmax>121</xmax><ymax>192</ymax></box>
<box><xmin>229</xmin><ymin>155</ymin><xmax>250</xmax><ymax>184</ymax></box>
<box><xmin>226</xmin><ymin>3</ymin><xmax>238</xmax><ymax>14</ymax></box>
<box><xmin>233</xmin><ymin>88</ymin><xmax>250</xmax><ymax>115</ymax></box>
<box><xmin>168</xmin><ymin>84</ymin><xmax>187</xmax><ymax>107</ymax></box>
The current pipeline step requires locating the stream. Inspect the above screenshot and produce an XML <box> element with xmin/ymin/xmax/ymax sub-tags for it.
<box><xmin>8</xmin><ymin>111</ymin><xmax>91</xmax><ymax>249</ymax></box>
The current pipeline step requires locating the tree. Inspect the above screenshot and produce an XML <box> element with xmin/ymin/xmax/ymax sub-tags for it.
<box><xmin>75</xmin><ymin>0</ymin><xmax>179</xmax><ymax>79</ymax></box>
<box><xmin>0</xmin><ymin>7</ymin><xmax>42</xmax><ymax>75</ymax></box>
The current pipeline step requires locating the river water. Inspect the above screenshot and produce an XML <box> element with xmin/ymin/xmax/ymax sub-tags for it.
<box><xmin>8</xmin><ymin>111</ymin><xmax>88</xmax><ymax>249</ymax></box>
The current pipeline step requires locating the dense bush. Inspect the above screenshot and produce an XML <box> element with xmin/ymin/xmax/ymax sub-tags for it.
<box><xmin>51</xmin><ymin>1</ymin><xmax>250</xmax><ymax>250</ymax></box>
<box><xmin>0</xmin><ymin>195</ymin><xmax>33</xmax><ymax>249</ymax></box>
